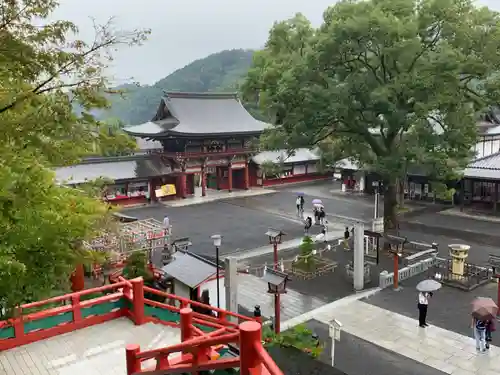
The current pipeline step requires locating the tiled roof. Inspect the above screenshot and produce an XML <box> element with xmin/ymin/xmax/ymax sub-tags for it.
<box><xmin>55</xmin><ymin>155</ymin><xmax>172</xmax><ymax>184</ymax></box>
<box><xmin>161</xmin><ymin>252</ymin><xmax>216</xmax><ymax>288</ymax></box>
<box><xmin>252</xmin><ymin>148</ymin><xmax>320</xmax><ymax>165</ymax></box>
<box><xmin>124</xmin><ymin>92</ymin><xmax>268</xmax><ymax>137</ymax></box>
<box><xmin>464</xmin><ymin>152</ymin><xmax>500</xmax><ymax>179</ymax></box>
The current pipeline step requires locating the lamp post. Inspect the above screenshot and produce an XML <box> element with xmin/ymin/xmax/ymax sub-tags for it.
<box><xmin>261</xmin><ymin>267</ymin><xmax>288</xmax><ymax>334</ymax></box>
<box><xmin>266</xmin><ymin>228</ymin><xmax>285</xmax><ymax>269</ymax></box>
<box><xmin>211</xmin><ymin>234</ymin><xmax>222</xmax><ymax>309</ymax></box>
<box><xmin>386</xmin><ymin>235</ymin><xmax>406</xmax><ymax>290</ymax></box>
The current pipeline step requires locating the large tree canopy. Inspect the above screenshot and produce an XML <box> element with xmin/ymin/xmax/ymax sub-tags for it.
<box><xmin>242</xmin><ymin>0</ymin><xmax>500</xmax><ymax>230</ymax></box>
<box><xmin>0</xmin><ymin>0</ymin><xmax>149</xmax><ymax>315</ymax></box>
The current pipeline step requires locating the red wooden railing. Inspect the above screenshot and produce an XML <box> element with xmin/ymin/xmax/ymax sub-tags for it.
<box><xmin>126</xmin><ymin>308</ymin><xmax>283</xmax><ymax>375</ymax></box>
<box><xmin>157</xmin><ymin>149</ymin><xmax>252</xmax><ymax>160</ymax></box>
<box><xmin>0</xmin><ymin>277</ymin><xmax>283</xmax><ymax>375</ymax></box>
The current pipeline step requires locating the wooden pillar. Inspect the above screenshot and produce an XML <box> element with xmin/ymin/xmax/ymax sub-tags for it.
<box><xmin>70</xmin><ymin>263</ymin><xmax>85</xmax><ymax>292</ymax></box>
<box><xmin>180</xmin><ymin>308</ymin><xmax>193</xmax><ymax>342</ymax></box>
<box><xmin>216</xmin><ymin>167</ymin><xmax>221</xmax><ymax>190</ymax></box>
<box><xmin>201</xmin><ymin>163</ymin><xmax>207</xmax><ymax>197</ymax></box>
<box><xmin>180</xmin><ymin>173</ymin><xmax>187</xmax><ymax>199</ymax></box>
<box><xmin>126</xmin><ymin>344</ymin><xmax>141</xmax><ymax>375</ymax></box>
<box><xmin>244</xmin><ymin>158</ymin><xmax>250</xmax><ymax>190</ymax></box>
<box><xmin>131</xmin><ymin>278</ymin><xmax>145</xmax><ymax>325</ymax></box>
<box><xmin>228</xmin><ymin>163</ymin><xmax>233</xmax><ymax>192</ymax></box>
<box><xmin>494</xmin><ymin>182</ymin><xmax>498</xmax><ymax>212</ymax></box>
<box><xmin>239</xmin><ymin>321</ymin><xmax>263</xmax><ymax>375</ymax></box>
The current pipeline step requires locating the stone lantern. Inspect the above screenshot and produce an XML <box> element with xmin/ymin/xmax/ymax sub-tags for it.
<box><xmin>448</xmin><ymin>244</ymin><xmax>470</xmax><ymax>279</ymax></box>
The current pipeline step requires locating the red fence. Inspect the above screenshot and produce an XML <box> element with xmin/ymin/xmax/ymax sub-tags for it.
<box><xmin>0</xmin><ymin>277</ymin><xmax>283</xmax><ymax>375</ymax></box>
<box><xmin>126</xmin><ymin>307</ymin><xmax>283</xmax><ymax>375</ymax></box>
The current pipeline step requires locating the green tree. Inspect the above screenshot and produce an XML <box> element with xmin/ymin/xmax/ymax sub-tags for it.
<box><xmin>297</xmin><ymin>236</ymin><xmax>316</xmax><ymax>271</ymax></box>
<box><xmin>97</xmin><ymin>118</ymin><xmax>138</xmax><ymax>156</ymax></box>
<box><xmin>242</xmin><ymin>1</ymin><xmax>500</xmax><ymax>230</ymax></box>
<box><xmin>0</xmin><ymin>1</ymin><xmax>149</xmax><ymax>315</ymax></box>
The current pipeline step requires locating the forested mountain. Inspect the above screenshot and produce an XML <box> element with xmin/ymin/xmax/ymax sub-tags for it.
<box><xmin>101</xmin><ymin>49</ymin><xmax>255</xmax><ymax>125</ymax></box>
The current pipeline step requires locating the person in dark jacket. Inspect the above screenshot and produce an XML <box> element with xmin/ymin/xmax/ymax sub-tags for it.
<box><xmin>304</xmin><ymin>216</ymin><xmax>312</xmax><ymax>235</ymax></box>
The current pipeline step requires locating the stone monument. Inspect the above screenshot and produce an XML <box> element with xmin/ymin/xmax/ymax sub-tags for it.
<box><xmin>448</xmin><ymin>244</ymin><xmax>470</xmax><ymax>280</ymax></box>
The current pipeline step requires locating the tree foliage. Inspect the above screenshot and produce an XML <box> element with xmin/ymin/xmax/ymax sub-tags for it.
<box><xmin>97</xmin><ymin>118</ymin><xmax>138</xmax><ymax>156</ymax></box>
<box><xmin>242</xmin><ymin>1</ymin><xmax>500</xmax><ymax>230</ymax></box>
<box><xmin>0</xmin><ymin>0</ymin><xmax>149</xmax><ymax>315</ymax></box>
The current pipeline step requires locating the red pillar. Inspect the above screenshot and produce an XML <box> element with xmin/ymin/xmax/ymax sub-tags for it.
<box><xmin>239</xmin><ymin>321</ymin><xmax>262</xmax><ymax>375</ymax></box>
<box><xmin>244</xmin><ymin>162</ymin><xmax>250</xmax><ymax>190</ymax></box>
<box><xmin>273</xmin><ymin>242</ymin><xmax>280</xmax><ymax>334</ymax></box>
<box><xmin>180</xmin><ymin>307</ymin><xmax>193</xmax><ymax>342</ymax></box>
<box><xmin>228</xmin><ymin>164</ymin><xmax>233</xmax><ymax>192</ymax></box>
<box><xmin>201</xmin><ymin>168</ymin><xmax>207</xmax><ymax>197</ymax></box>
<box><xmin>393</xmin><ymin>254</ymin><xmax>399</xmax><ymax>290</ymax></box>
<box><xmin>126</xmin><ymin>344</ymin><xmax>141</xmax><ymax>375</ymax></box>
<box><xmin>131</xmin><ymin>278</ymin><xmax>145</xmax><ymax>325</ymax></box>
<box><xmin>70</xmin><ymin>263</ymin><xmax>85</xmax><ymax>292</ymax></box>
<box><xmin>180</xmin><ymin>173</ymin><xmax>187</xmax><ymax>199</ymax></box>
<box><xmin>216</xmin><ymin>167</ymin><xmax>221</xmax><ymax>190</ymax></box>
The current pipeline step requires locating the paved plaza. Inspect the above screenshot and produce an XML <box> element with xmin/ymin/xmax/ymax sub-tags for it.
<box><xmin>283</xmin><ymin>295</ymin><xmax>500</xmax><ymax>375</ymax></box>
<box><xmin>305</xmin><ymin>319</ymin><xmax>446</xmax><ymax>375</ymax></box>
<box><xmin>365</xmin><ymin>274</ymin><xmax>500</xmax><ymax>347</ymax></box>
<box><xmin>0</xmin><ymin>319</ymin><xmax>180</xmax><ymax>375</ymax></box>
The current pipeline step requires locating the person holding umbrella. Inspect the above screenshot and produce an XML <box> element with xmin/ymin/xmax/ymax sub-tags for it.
<box><xmin>416</xmin><ymin>279</ymin><xmax>441</xmax><ymax>328</ymax></box>
<box><xmin>471</xmin><ymin>297</ymin><xmax>498</xmax><ymax>352</ymax></box>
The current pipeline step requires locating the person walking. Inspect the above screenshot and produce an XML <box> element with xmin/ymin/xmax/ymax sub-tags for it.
<box><xmin>485</xmin><ymin>319</ymin><xmax>495</xmax><ymax>349</ymax></box>
<box><xmin>304</xmin><ymin>216</ymin><xmax>312</xmax><ymax>235</ymax></box>
<box><xmin>296</xmin><ymin>196</ymin><xmax>302</xmax><ymax>216</ymax></box>
<box><xmin>472</xmin><ymin>316</ymin><xmax>487</xmax><ymax>352</ymax></box>
<box><xmin>343</xmin><ymin>227</ymin><xmax>350</xmax><ymax>250</ymax></box>
<box><xmin>417</xmin><ymin>291</ymin><xmax>430</xmax><ymax>327</ymax></box>
<box><xmin>299</xmin><ymin>195</ymin><xmax>305</xmax><ymax>215</ymax></box>
<box><xmin>163</xmin><ymin>215</ymin><xmax>170</xmax><ymax>234</ymax></box>
<box><xmin>319</xmin><ymin>207</ymin><xmax>326</xmax><ymax>225</ymax></box>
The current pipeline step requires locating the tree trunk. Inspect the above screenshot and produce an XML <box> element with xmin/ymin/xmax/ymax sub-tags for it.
<box><xmin>383</xmin><ymin>180</ymin><xmax>398</xmax><ymax>233</ymax></box>
<box><xmin>396</xmin><ymin>178</ymin><xmax>405</xmax><ymax>207</ymax></box>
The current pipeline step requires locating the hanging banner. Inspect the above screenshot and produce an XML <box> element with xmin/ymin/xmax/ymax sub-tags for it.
<box><xmin>155</xmin><ymin>184</ymin><xmax>176</xmax><ymax>197</ymax></box>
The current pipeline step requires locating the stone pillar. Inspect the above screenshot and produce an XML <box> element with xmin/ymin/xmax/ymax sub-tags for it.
<box><xmin>224</xmin><ymin>257</ymin><xmax>238</xmax><ymax>324</ymax></box>
<box><xmin>228</xmin><ymin>163</ymin><xmax>233</xmax><ymax>192</ymax></box>
<box><xmin>353</xmin><ymin>222</ymin><xmax>365</xmax><ymax>291</ymax></box>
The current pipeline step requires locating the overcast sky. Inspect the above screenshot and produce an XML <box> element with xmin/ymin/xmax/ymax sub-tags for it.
<box><xmin>53</xmin><ymin>0</ymin><xmax>499</xmax><ymax>85</ymax></box>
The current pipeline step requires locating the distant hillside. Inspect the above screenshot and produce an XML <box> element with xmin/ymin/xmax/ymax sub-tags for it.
<box><xmin>101</xmin><ymin>49</ymin><xmax>256</xmax><ymax>125</ymax></box>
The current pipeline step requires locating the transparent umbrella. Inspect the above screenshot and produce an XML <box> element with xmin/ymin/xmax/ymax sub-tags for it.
<box><xmin>416</xmin><ymin>279</ymin><xmax>442</xmax><ymax>292</ymax></box>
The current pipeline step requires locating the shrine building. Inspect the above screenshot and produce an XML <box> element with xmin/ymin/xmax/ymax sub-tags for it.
<box><xmin>55</xmin><ymin>92</ymin><xmax>327</xmax><ymax>204</ymax></box>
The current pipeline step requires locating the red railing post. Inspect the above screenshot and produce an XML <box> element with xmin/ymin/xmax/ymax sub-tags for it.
<box><xmin>131</xmin><ymin>278</ymin><xmax>145</xmax><ymax>325</ymax></box>
<box><xmin>180</xmin><ymin>308</ymin><xmax>193</xmax><ymax>342</ymax></box>
<box><xmin>12</xmin><ymin>307</ymin><xmax>24</xmax><ymax>341</ymax></box>
<box><xmin>239</xmin><ymin>321</ymin><xmax>262</xmax><ymax>375</ymax></box>
<box><xmin>71</xmin><ymin>295</ymin><xmax>82</xmax><ymax>323</ymax></box>
<box><xmin>126</xmin><ymin>344</ymin><xmax>141</xmax><ymax>375</ymax></box>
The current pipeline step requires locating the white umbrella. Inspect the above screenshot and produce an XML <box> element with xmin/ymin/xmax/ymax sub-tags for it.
<box><xmin>416</xmin><ymin>279</ymin><xmax>442</xmax><ymax>292</ymax></box>
<box><xmin>313</xmin><ymin>203</ymin><xmax>324</xmax><ymax>209</ymax></box>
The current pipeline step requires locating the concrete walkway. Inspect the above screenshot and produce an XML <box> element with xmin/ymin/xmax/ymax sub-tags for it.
<box><xmin>232</xmin><ymin>227</ymin><xmax>344</xmax><ymax>260</ymax></box>
<box><xmin>162</xmin><ymin>188</ymin><xmax>275</xmax><ymax>207</ymax></box>
<box><xmin>283</xmin><ymin>296</ymin><xmax>500</xmax><ymax>375</ymax></box>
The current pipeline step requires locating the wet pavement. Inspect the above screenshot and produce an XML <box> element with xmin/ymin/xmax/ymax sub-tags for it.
<box><xmin>364</xmin><ymin>273</ymin><xmax>500</xmax><ymax>347</ymax></box>
<box><xmin>238</xmin><ymin>242</ymin><xmax>390</xmax><ymax>302</ymax></box>
<box><xmin>304</xmin><ymin>319</ymin><xmax>447</xmax><ymax>375</ymax></box>
<box><xmin>125</xmin><ymin>182</ymin><xmax>378</xmax><ymax>257</ymax></box>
